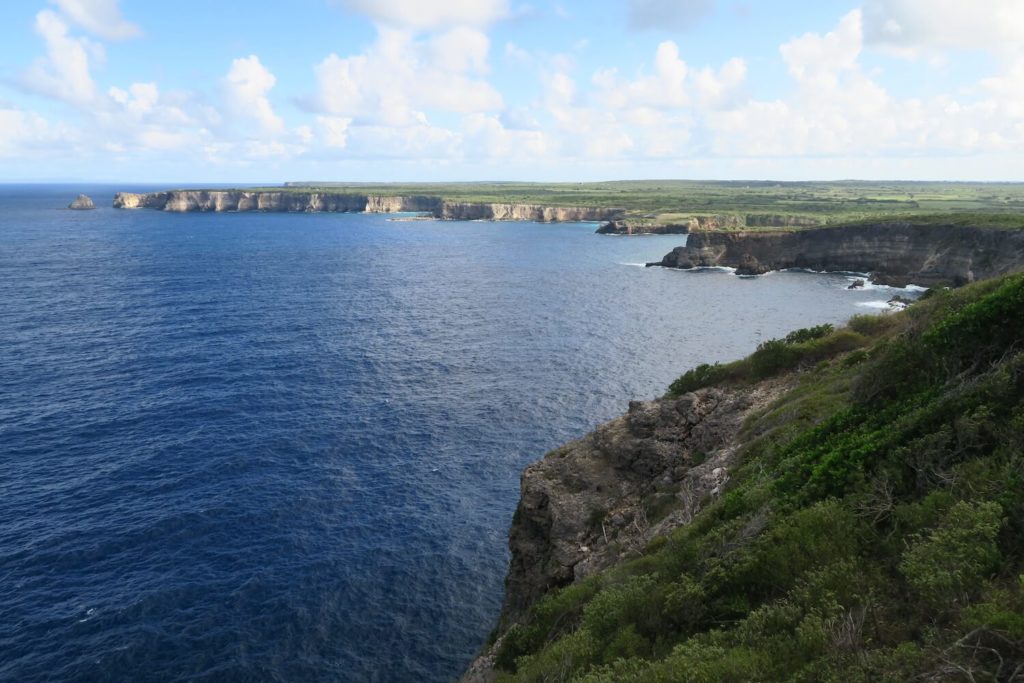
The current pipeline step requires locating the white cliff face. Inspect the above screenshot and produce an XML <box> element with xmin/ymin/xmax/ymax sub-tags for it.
<box><xmin>112</xmin><ymin>191</ymin><xmax>618</xmax><ymax>222</ymax></box>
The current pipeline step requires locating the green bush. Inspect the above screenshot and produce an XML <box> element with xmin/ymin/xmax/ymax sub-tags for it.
<box><xmin>785</xmin><ymin>323</ymin><xmax>834</xmax><ymax>344</ymax></box>
<box><xmin>900</xmin><ymin>500</ymin><xmax>1004</xmax><ymax>609</ymax></box>
<box><xmin>668</xmin><ymin>362</ymin><xmax>733</xmax><ymax>396</ymax></box>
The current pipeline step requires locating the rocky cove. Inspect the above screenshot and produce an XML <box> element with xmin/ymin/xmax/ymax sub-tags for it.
<box><xmin>648</xmin><ymin>221</ymin><xmax>1024</xmax><ymax>287</ymax></box>
<box><xmin>112</xmin><ymin>190</ymin><xmax>619</xmax><ymax>222</ymax></box>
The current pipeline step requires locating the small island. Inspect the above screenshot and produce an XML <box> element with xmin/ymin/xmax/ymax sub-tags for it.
<box><xmin>68</xmin><ymin>194</ymin><xmax>95</xmax><ymax>210</ymax></box>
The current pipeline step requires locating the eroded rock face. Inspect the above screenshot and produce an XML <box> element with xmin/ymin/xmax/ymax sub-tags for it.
<box><xmin>500</xmin><ymin>383</ymin><xmax>784</xmax><ymax>624</ymax></box>
<box><xmin>461</xmin><ymin>379</ymin><xmax>789</xmax><ymax>681</ymax></box>
<box><xmin>650</xmin><ymin>223</ymin><xmax>1024</xmax><ymax>287</ymax></box>
<box><xmin>436</xmin><ymin>202</ymin><xmax>618</xmax><ymax>222</ymax></box>
<box><xmin>111</xmin><ymin>190</ymin><xmax>617</xmax><ymax>222</ymax></box>
<box><xmin>68</xmin><ymin>194</ymin><xmax>95</xmax><ymax>210</ymax></box>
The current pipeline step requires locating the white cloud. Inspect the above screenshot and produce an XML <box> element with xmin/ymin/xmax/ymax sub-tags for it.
<box><xmin>49</xmin><ymin>0</ymin><xmax>140</xmax><ymax>40</ymax></box>
<box><xmin>222</xmin><ymin>55</ymin><xmax>285</xmax><ymax>134</ymax></box>
<box><xmin>337</xmin><ymin>0</ymin><xmax>508</xmax><ymax>30</ymax></box>
<box><xmin>780</xmin><ymin>10</ymin><xmax>861</xmax><ymax>87</ymax></box>
<box><xmin>591</xmin><ymin>41</ymin><xmax>746</xmax><ymax>110</ymax></box>
<box><xmin>462</xmin><ymin>113</ymin><xmax>548</xmax><ymax>159</ymax></box>
<box><xmin>862</xmin><ymin>0</ymin><xmax>1024</xmax><ymax>57</ymax></box>
<box><xmin>628</xmin><ymin>0</ymin><xmax>714</xmax><ymax>31</ymax></box>
<box><xmin>309</xmin><ymin>27</ymin><xmax>503</xmax><ymax>125</ymax></box>
<box><xmin>22</xmin><ymin>9</ymin><xmax>99</xmax><ymax>105</ymax></box>
<box><xmin>317</xmin><ymin>116</ymin><xmax>352</xmax><ymax>148</ymax></box>
<box><xmin>0</xmin><ymin>107</ymin><xmax>75</xmax><ymax>157</ymax></box>
<box><xmin>708</xmin><ymin>9</ymin><xmax>1024</xmax><ymax>159</ymax></box>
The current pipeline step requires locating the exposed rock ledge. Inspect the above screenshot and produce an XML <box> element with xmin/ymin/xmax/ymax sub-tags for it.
<box><xmin>462</xmin><ymin>378</ymin><xmax>791</xmax><ymax>682</ymax></box>
<box><xmin>647</xmin><ymin>222</ymin><xmax>1024</xmax><ymax>287</ymax></box>
<box><xmin>112</xmin><ymin>191</ymin><xmax>619</xmax><ymax>223</ymax></box>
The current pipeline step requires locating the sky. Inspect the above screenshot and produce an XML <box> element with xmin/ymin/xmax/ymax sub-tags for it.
<box><xmin>1</xmin><ymin>0</ymin><xmax>1023</xmax><ymax>183</ymax></box>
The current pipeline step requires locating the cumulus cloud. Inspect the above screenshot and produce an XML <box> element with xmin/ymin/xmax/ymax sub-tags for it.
<box><xmin>49</xmin><ymin>0</ymin><xmax>140</xmax><ymax>40</ymax></box>
<box><xmin>708</xmin><ymin>9</ymin><xmax>1024</xmax><ymax>159</ymax></box>
<box><xmin>592</xmin><ymin>41</ymin><xmax>745</xmax><ymax>110</ymax></box>
<box><xmin>309</xmin><ymin>27</ymin><xmax>503</xmax><ymax>124</ymax></box>
<box><xmin>222</xmin><ymin>55</ymin><xmax>285</xmax><ymax>134</ymax></box>
<box><xmin>337</xmin><ymin>0</ymin><xmax>508</xmax><ymax>30</ymax></box>
<box><xmin>22</xmin><ymin>9</ymin><xmax>99</xmax><ymax>105</ymax></box>
<box><xmin>628</xmin><ymin>0</ymin><xmax>714</xmax><ymax>31</ymax></box>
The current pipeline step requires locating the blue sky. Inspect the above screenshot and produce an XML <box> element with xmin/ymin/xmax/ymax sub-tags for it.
<box><xmin>1</xmin><ymin>0</ymin><xmax>1022</xmax><ymax>182</ymax></box>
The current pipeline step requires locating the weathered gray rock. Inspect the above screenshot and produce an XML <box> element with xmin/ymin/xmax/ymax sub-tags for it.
<box><xmin>461</xmin><ymin>378</ymin><xmax>792</xmax><ymax>681</ymax></box>
<box><xmin>68</xmin><ymin>194</ymin><xmax>95</xmax><ymax>210</ymax></box>
<box><xmin>649</xmin><ymin>223</ymin><xmax>1024</xmax><ymax>287</ymax></box>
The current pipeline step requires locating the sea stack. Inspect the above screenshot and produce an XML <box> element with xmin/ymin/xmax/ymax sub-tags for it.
<box><xmin>68</xmin><ymin>194</ymin><xmax>96</xmax><ymax>210</ymax></box>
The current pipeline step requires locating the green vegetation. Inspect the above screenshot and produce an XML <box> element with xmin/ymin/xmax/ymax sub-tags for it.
<box><xmin>495</xmin><ymin>272</ymin><xmax>1024</xmax><ymax>682</ymax></box>
<box><xmin>230</xmin><ymin>180</ymin><xmax>1024</xmax><ymax>229</ymax></box>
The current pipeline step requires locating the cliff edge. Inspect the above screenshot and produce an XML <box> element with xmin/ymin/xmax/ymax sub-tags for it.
<box><xmin>649</xmin><ymin>222</ymin><xmax>1024</xmax><ymax>286</ymax></box>
<box><xmin>463</xmin><ymin>377</ymin><xmax>793</xmax><ymax>682</ymax></box>
<box><xmin>112</xmin><ymin>190</ymin><xmax>619</xmax><ymax>223</ymax></box>
<box><xmin>465</xmin><ymin>272</ymin><xmax>1024</xmax><ymax>682</ymax></box>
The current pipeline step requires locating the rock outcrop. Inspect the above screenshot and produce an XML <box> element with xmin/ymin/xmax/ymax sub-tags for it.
<box><xmin>462</xmin><ymin>378</ymin><xmax>791</xmax><ymax>682</ymax></box>
<box><xmin>112</xmin><ymin>190</ymin><xmax>618</xmax><ymax>223</ymax></box>
<box><xmin>68</xmin><ymin>194</ymin><xmax>95</xmax><ymax>210</ymax></box>
<box><xmin>648</xmin><ymin>222</ymin><xmax>1024</xmax><ymax>287</ymax></box>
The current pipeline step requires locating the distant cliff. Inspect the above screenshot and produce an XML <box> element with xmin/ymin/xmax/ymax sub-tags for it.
<box><xmin>648</xmin><ymin>222</ymin><xmax>1024</xmax><ymax>286</ymax></box>
<box><xmin>596</xmin><ymin>214</ymin><xmax>821</xmax><ymax>235</ymax></box>
<box><xmin>112</xmin><ymin>191</ymin><xmax>618</xmax><ymax>223</ymax></box>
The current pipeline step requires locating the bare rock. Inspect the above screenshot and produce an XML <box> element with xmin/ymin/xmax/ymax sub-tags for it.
<box><xmin>68</xmin><ymin>194</ymin><xmax>95</xmax><ymax>210</ymax></box>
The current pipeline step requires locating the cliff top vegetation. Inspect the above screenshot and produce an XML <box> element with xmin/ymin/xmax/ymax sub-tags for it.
<box><xmin>491</xmin><ymin>271</ymin><xmax>1024</xmax><ymax>682</ymax></box>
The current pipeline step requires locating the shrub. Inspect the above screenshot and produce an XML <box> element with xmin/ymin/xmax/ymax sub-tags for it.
<box><xmin>668</xmin><ymin>362</ymin><xmax>733</xmax><ymax>396</ymax></box>
<box><xmin>785</xmin><ymin>324</ymin><xmax>834</xmax><ymax>344</ymax></box>
<box><xmin>900</xmin><ymin>500</ymin><xmax>1004</xmax><ymax>609</ymax></box>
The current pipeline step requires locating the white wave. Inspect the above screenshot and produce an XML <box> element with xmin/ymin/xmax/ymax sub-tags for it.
<box><xmin>618</xmin><ymin>262</ymin><xmax>649</xmax><ymax>268</ymax></box>
<box><xmin>856</xmin><ymin>300</ymin><xmax>896</xmax><ymax>309</ymax></box>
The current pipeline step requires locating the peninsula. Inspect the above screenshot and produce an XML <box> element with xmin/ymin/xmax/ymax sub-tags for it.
<box><xmin>647</xmin><ymin>220</ymin><xmax>1024</xmax><ymax>287</ymax></box>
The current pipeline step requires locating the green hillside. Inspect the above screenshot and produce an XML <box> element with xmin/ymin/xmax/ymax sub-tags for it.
<box><xmin>494</xmin><ymin>272</ymin><xmax>1024</xmax><ymax>682</ymax></box>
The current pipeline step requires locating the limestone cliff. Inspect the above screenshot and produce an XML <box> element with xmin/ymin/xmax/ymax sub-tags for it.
<box><xmin>462</xmin><ymin>378</ymin><xmax>791</xmax><ymax>682</ymax></box>
<box><xmin>436</xmin><ymin>202</ymin><xmax>616</xmax><ymax>222</ymax></box>
<box><xmin>648</xmin><ymin>222</ymin><xmax>1024</xmax><ymax>287</ymax></box>
<box><xmin>112</xmin><ymin>190</ymin><xmax>616</xmax><ymax>222</ymax></box>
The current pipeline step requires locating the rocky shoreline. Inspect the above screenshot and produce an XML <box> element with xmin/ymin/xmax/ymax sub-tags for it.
<box><xmin>647</xmin><ymin>222</ymin><xmax>1024</xmax><ymax>287</ymax></box>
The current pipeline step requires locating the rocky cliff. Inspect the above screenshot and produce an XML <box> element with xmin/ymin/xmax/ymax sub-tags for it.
<box><xmin>462</xmin><ymin>378</ymin><xmax>791</xmax><ymax>682</ymax></box>
<box><xmin>68</xmin><ymin>194</ymin><xmax>95</xmax><ymax>210</ymax></box>
<box><xmin>596</xmin><ymin>213</ymin><xmax>821</xmax><ymax>235</ymax></box>
<box><xmin>649</xmin><ymin>222</ymin><xmax>1024</xmax><ymax>286</ymax></box>
<box><xmin>112</xmin><ymin>191</ymin><xmax>617</xmax><ymax>222</ymax></box>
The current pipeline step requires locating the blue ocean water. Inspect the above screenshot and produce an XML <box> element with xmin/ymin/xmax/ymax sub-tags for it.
<box><xmin>0</xmin><ymin>185</ymin><xmax>911</xmax><ymax>682</ymax></box>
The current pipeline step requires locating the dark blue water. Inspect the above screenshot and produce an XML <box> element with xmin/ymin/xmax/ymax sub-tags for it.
<box><xmin>0</xmin><ymin>185</ymin><xmax>909</xmax><ymax>681</ymax></box>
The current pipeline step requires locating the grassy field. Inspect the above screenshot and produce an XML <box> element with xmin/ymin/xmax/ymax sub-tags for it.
<box><xmin>246</xmin><ymin>180</ymin><xmax>1024</xmax><ymax>228</ymax></box>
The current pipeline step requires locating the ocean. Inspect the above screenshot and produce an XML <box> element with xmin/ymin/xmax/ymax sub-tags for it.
<box><xmin>0</xmin><ymin>185</ymin><xmax>913</xmax><ymax>681</ymax></box>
